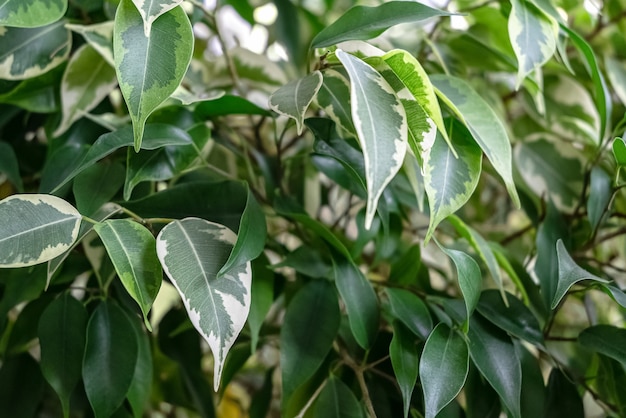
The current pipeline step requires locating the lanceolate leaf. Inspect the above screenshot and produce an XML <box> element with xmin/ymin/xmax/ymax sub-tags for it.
<box><xmin>508</xmin><ymin>0</ymin><xmax>557</xmax><ymax>87</ymax></box>
<box><xmin>66</xmin><ymin>22</ymin><xmax>115</xmax><ymax>66</ymax></box>
<box><xmin>336</xmin><ymin>50</ymin><xmax>407</xmax><ymax>229</ymax></box>
<box><xmin>114</xmin><ymin>0</ymin><xmax>193</xmax><ymax>151</ymax></box>
<box><xmin>156</xmin><ymin>218</ymin><xmax>252</xmax><ymax>391</ymax></box>
<box><xmin>613</xmin><ymin>137</ymin><xmax>626</xmax><ymax>166</ymax></box>
<box><xmin>94</xmin><ymin>219</ymin><xmax>162</xmax><ymax>330</ymax></box>
<box><xmin>390</xmin><ymin>322</ymin><xmax>419</xmax><ymax>418</ymax></box>
<box><xmin>269</xmin><ymin>71</ymin><xmax>323</xmax><ymax>135</ymax></box>
<box><xmin>309</xmin><ymin>376</ymin><xmax>364</xmax><ymax>418</ymax></box>
<box><xmin>54</xmin><ymin>44</ymin><xmax>118</xmax><ymax>136</ymax></box>
<box><xmin>0</xmin><ymin>0</ymin><xmax>67</xmax><ymax>28</ymax></box>
<box><xmin>587</xmin><ymin>167</ymin><xmax>611</xmax><ymax>232</ymax></box>
<box><xmin>0</xmin><ymin>21</ymin><xmax>71</xmax><ymax>80</ymax></box>
<box><xmin>311</xmin><ymin>1</ymin><xmax>451</xmax><ymax>48</ymax></box>
<box><xmin>420</xmin><ymin>323</ymin><xmax>469</xmax><ymax>418</ymax></box>
<box><xmin>385</xmin><ymin>288</ymin><xmax>432</xmax><ymax>340</ymax></box>
<box><xmin>125</xmin><ymin>309</ymin><xmax>153</xmax><ymax>418</ymax></box>
<box><xmin>0</xmin><ymin>194</ymin><xmax>81</xmax><ymax>268</ymax></box>
<box><xmin>38</xmin><ymin>293</ymin><xmax>87</xmax><ymax>418</ymax></box>
<box><xmin>431</xmin><ymin>75</ymin><xmax>520</xmax><ymax>208</ymax></box>
<box><xmin>131</xmin><ymin>0</ymin><xmax>183</xmax><ymax>36</ymax></box>
<box><xmin>579</xmin><ymin>325</ymin><xmax>626</xmax><ymax>367</ymax></box>
<box><xmin>315</xmin><ymin>69</ymin><xmax>355</xmax><ymax>136</ymax></box>
<box><xmin>551</xmin><ymin>239</ymin><xmax>609</xmax><ymax>309</ymax></box>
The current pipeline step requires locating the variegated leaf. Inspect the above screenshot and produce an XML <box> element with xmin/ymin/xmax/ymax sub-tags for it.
<box><xmin>131</xmin><ymin>0</ymin><xmax>183</xmax><ymax>36</ymax></box>
<box><xmin>432</xmin><ymin>75</ymin><xmax>520</xmax><ymax>208</ymax></box>
<box><xmin>224</xmin><ymin>47</ymin><xmax>288</xmax><ymax>88</ymax></box>
<box><xmin>114</xmin><ymin>0</ymin><xmax>193</xmax><ymax>151</ymax></box>
<box><xmin>156</xmin><ymin>218</ymin><xmax>251</xmax><ymax>391</ymax></box>
<box><xmin>315</xmin><ymin>69</ymin><xmax>355</xmax><ymax>136</ymax></box>
<box><xmin>0</xmin><ymin>0</ymin><xmax>67</xmax><ymax>28</ymax></box>
<box><xmin>0</xmin><ymin>20</ymin><xmax>71</xmax><ymax>80</ymax></box>
<box><xmin>66</xmin><ymin>22</ymin><xmax>115</xmax><ymax>66</ymax></box>
<box><xmin>54</xmin><ymin>44</ymin><xmax>118</xmax><ymax>136</ymax></box>
<box><xmin>269</xmin><ymin>71</ymin><xmax>323</xmax><ymax>135</ymax></box>
<box><xmin>336</xmin><ymin>49</ymin><xmax>407</xmax><ymax>229</ymax></box>
<box><xmin>508</xmin><ymin>0</ymin><xmax>558</xmax><ymax>88</ymax></box>
<box><xmin>0</xmin><ymin>194</ymin><xmax>81</xmax><ymax>268</ymax></box>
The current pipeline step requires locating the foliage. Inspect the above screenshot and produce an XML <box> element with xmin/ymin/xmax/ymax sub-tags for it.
<box><xmin>1</xmin><ymin>0</ymin><xmax>626</xmax><ymax>417</ymax></box>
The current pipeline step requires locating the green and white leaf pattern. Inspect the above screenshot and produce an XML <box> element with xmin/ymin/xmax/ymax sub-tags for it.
<box><xmin>0</xmin><ymin>194</ymin><xmax>81</xmax><ymax>268</ymax></box>
<box><xmin>114</xmin><ymin>0</ymin><xmax>193</xmax><ymax>150</ymax></box>
<box><xmin>156</xmin><ymin>218</ymin><xmax>251</xmax><ymax>390</ymax></box>
<box><xmin>131</xmin><ymin>0</ymin><xmax>183</xmax><ymax>36</ymax></box>
<box><xmin>315</xmin><ymin>69</ymin><xmax>355</xmax><ymax>136</ymax></box>
<box><xmin>0</xmin><ymin>20</ymin><xmax>71</xmax><ymax>80</ymax></box>
<box><xmin>431</xmin><ymin>75</ymin><xmax>520</xmax><ymax>208</ymax></box>
<box><xmin>0</xmin><ymin>0</ymin><xmax>67</xmax><ymax>28</ymax></box>
<box><xmin>269</xmin><ymin>71</ymin><xmax>322</xmax><ymax>135</ymax></box>
<box><xmin>508</xmin><ymin>0</ymin><xmax>557</xmax><ymax>87</ymax></box>
<box><xmin>54</xmin><ymin>44</ymin><xmax>118</xmax><ymax>136</ymax></box>
<box><xmin>336</xmin><ymin>49</ymin><xmax>407</xmax><ymax>229</ymax></box>
<box><xmin>66</xmin><ymin>22</ymin><xmax>115</xmax><ymax>66</ymax></box>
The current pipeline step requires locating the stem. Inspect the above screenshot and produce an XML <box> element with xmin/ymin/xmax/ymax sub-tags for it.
<box><xmin>294</xmin><ymin>379</ymin><xmax>328</xmax><ymax>418</ymax></box>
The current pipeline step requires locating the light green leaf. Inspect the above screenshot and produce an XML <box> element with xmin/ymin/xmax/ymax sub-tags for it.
<box><xmin>281</xmin><ymin>280</ymin><xmax>339</xmax><ymax>406</ymax></box>
<box><xmin>0</xmin><ymin>194</ymin><xmax>81</xmax><ymax>268</ymax></box>
<box><xmin>390</xmin><ymin>322</ymin><xmax>419</xmax><ymax>418</ymax></box>
<box><xmin>54</xmin><ymin>44</ymin><xmax>118</xmax><ymax>136</ymax></box>
<box><xmin>315</xmin><ymin>69</ymin><xmax>355</xmax><ymax>136</ymax></box>
<box><xmin>94</xmin><ymin>219</ymin><xmax>162</xmax><ymax>330</ymax></box>
<box><xmin>0</xmin><ymin>0</ymin><xmax>67</xmax><ymax>28</ymax></box>
<box><xmin>114</xmin><ymin>0</ymin><xmax>193</xmax><ymax>150</ymax></box>
<box><xmin>579</xmin><ymin>325</ymin><xmax>626</xmax><ymax>367</ymax></box>
<box><xmin>83</xmin><ymin>300</ymin><xmax>138</xmax><ymax>418</ymax></box>
<box><xmin>66</xmin><ymin>22</ymin><xmax>115</xmax><ymax>66</ymax></box>
<box><xmin>420</xmin><ymin>323</ymin><xmax>469</xmax><ymax>418</ymax></box>
<box><xmin>311</xmin><ymin>1</ymin><xmax>451</xmax><ymax>48</ymax></box>
<box><xmin>508</xmin><ymin>0</ymin><xmax>557</xmax><ymax>87</ymax></box>
<box><xmin>613</xmin><ymin>137</ymin><xmax>626</xmax><ymax>166</ymax></box>
<box><xmin>385</xmin><ymin>288</ymin><xmax>432</xmax><ymax>340</ymax></box>
<box><xmin>308</xmin><ymin>376</ymin><xmax>364</xmax><ymax>418</ymax></box>
<box><xmin>331</xmin><ymin>253</ymin><xmax>379</xmax><ymax>349</ymax></box>
<box><xmin>0</xmin><ymin>141</ymin><xmax>23</xmax><ymax>192</ymax></box>
<box><xmin>587</xmin><ymin>167</ymin><xmax>611</xmax><ymax>232</ymax></box>
<box><xmin>431</xmin><ymin>75</ymin><xmax>520</xmax><ymax>208</ymax></box>
<box><xmin>269</xmin><ymin>71</ymin><xmax>322</xmax><ymax>135</ymax></box>
<box><xmin>424</xmin><ymin>126</ymin><xmax>482</xmax><ymax>242</ymax></box>
<box><xmin>156</xmin><ymin>218</ymin><xmax>252</xmax><ymax>391</ymax></box>
<box><xmin>0</xmin><ymin>20</ymin><xmax>71</xmax><ymax>80</ymax></box>
<box><xmin>336</xmin><ymin>49</ymin><xmax>407</xmax><ymax>229</ymax></box>
<box><xmin>38</xmin><ymin>293</ymin><xmax>87</xmax><ymax>418</ymax></box>
<box><xmin>551</xmin><ymin>239</ymin><xmax>609</xmax><ymax>309</ymax></box>
<box><xmin>131</xmin><ymin>0</ymin><xmax>183</xmax><ymax>36</ymax></box>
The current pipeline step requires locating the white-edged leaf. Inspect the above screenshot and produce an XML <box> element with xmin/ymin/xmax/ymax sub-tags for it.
<box><xmin>0</xmin><ymin>194</ymin><xmax>81</xmax><ymax>268</ymax></box>
<box><xmin>336</xmin><ymin>49</ymin><xmax>407</xmax><ymax>229</ymax></box>
<box><xmin>0</xmin><ymin>20</ymin><xmax>71</xmax><ymax>80</ymax></box>
<box><xmin>66</xmin><ymin>22</ymin><xmax>115</xmax><ymax>66</ymax></box>
<box><xmin>269</xmin><ymin>71</ymin><xmax>322</xmax><ymax>135</ymax></box>
<box><xmin>508</xmin><ymin>0</ymin><xmax>557</xmax><ymax>88</ymax></box>
<box><xmin>156</xmin><ymin>218</ymin><xmax>251</xmax><ymax>391</ymax></box>
<box><xmin>0</xmin><ymin>0</ymin><xmax>67</xmax><ymax>28</ymax></box>
<box><xmin>431</xmin><ymin>75</ymin><xmax>520</xmax><ymax>208</ymax></box>
<box><xmin>131</xmin><ymin>0</ymin><xmax>183</xmax><ymax>36</ymax></box>
<box><xmin>54</xmin><ymin>44</ymin><xmax>118</xmax><ymax>136</ymax></box>
<box><xmin>114</xmin><ymin>0</ymin><xmax>193</xmax><ymax>151</ymax></box>
<box><xmin>94</xmin><ymin>219</ymin><xmax>162</xmax><ymax>330</ymax></box>
<box><xmin>315</xmin><ymin>69</ymin><xmax>355</xmax><ymax>136</ymax></box>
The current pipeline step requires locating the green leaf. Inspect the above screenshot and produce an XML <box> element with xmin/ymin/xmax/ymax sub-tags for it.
<box><xmin>280</xmin><ymin>280</ymin><xmax>340</xmax><ymax>405</ymax></box>
<box><xmin>73</xmin><ymin>161</ymin><xmax>125</xmax><ymax>216</ymax></box>
<box><xmin>508</xmin><ymin>0</ymin><xmax>557</xmax><ymax>87</ymax></box>
<box><xmin>424</xmin><ymin>126</ymin><xmax>482</xmax><ymax>242</ymax></box>
<box><xmin>606</xmin><ymin>57</ymin><xmax>626</xmax><ymax>106</ymax></box>
<box><xmin>544</xmin><ymin>368</ymin><xmax>584</xmax><ymax>418</ymax></box>
<box><xmin>420</xmin><ymin>323</ymin><xmax>469</xmax><ymax>418</ymax></box>
<box><xmin>38</xmin><ymin>293</ymin><xmax>87</xmax><ymax>418</ymax></box>
<box><xmin>438</xmin><ymin>244</ymin><xmax>481</xmax><ymax>331</ymax></box>
<box><xmin>613</xmin><ymin>137</ymin><xmax>626</xmax><ymax>166</ymax></box>
<box><xmin>315</xmin><ymin>69</ymin><xmax>355</xmax><ymax>136</ymax></box>
<box><xmin>594</xmin><ymin>355</ymin><xmax>626</xmax><ymax>417</ymax></box>
<box><xmin>54</xmin><ymin>44</ymin><xmax>118</xmax><ymax>136</ymax></box>
<box><xmin>248</xmin><ymin>255</ymin><xmax>274</xmax><ymax>353</ymax></box>
<box><xmin>0</xmin><ymin>20</ymin><xmax>71</xmax><ymax>80</ymax></box>
<box><xmin>66</xmin><ymin>21</ymin><xmax>115</xmax><ymax>66</ymax></box>
<box><xmin>0</xmin><ymin>353</ymin><xmax>44</xmax><ymax>417</ymax></box>
<box><xmin>0</xmin><ymin>0</ymin><xmax>67</xmax><ymax>27</ymax></box>
<box><xmin>390</xmin><ymin>322</ymin><xmax>419</xmax><ymax>418</ymax></box>
<box><xmin>0</xmin><ymin>194</ymin><xmax>81</xmax><ymax>268</ymax></box>
<box><xmin>125</xmin><ymin>308</ymin><xmax>153</xmax><ymax>418</ymax></box>
<box><xmin>269</xmin><ymin>71</ymin><xmax>323</xmax><ymax>135</ymax></box>
<box><xmin>331</xmin><ymin>253</ymin><xmax>379</xmax><ymax>349</ymax></box>
<box><xmin>218</xmin><ymin>184</ymin><xmax>266</xmax><ymax>278</ymax></box>
<box><xmin>83</xmin><ymin>300</ymin><xmax>138</xmax><ymax>418</ymax></box>
<box><xmin>0</xmin><ymin>65</ymin><xmax>62</xmax><ymax>112</ymax></box>
<box><xmin>156</xmin><ymin>218</ymin><xmax>252</xmax><ymax>391</ymax></box>
<box><xmin>194</xmin><ymin>94</ymin><xmax>271</xmax><ymax>118</ymax></box>
<box><xmin>551</xmin><ymin>239</ymin><xmax>609</xmax><ymax>309</ymax></box>
<box><xmin>579</xmin><ymin>325</ymin><xmax>626</xmax><ymax>366</ymax></box>
<box><xmin>308</xmin><ymin>376</ymin><xmax>364</xmax><ymax>418</ymax></box>
<box><xmin>131</xmin><ymin>0</ymin><xmax>183</xmax><ymax>36</ymax></box>
<box><xmin>468</xmin><ymin>314</ymin><xmax>522</xmax><ymax>418</ymax></box>
<box><xmin>114</xmin><ymin>0</ymin><xmax>193</xmax><ymax>151</ymax></box>
<box><xmin>516</xmin><ymin>341</ymin><xmax>546</xmax><ymax>418</ymax></box>
<box><xmin>385</xmin><ymin>288</ymin><xmax>432</xmax><ymax>340</ymax></box>
<box><xmin>311</xmin><ymin>1</ymin><xmax>451</xmax><ymax>48</ymax></box>
<box><xmin>94</xmin><ymin>219</ymin><xmax>162</xmax><ymax>330</ymax></box>
<box><xmin>431</xmin><ymin>75</ymin><xmax>520</xmax><ymax>208</ymax></box>
<box><xmin>0</xmin><ymin>141</ymin><xmax>23</xmax><ymax>192</ymax></box>
<box><xmin>336</xmin><ymin>50</ymin><xmax>407</xmax><ymax>229</ymax></box>
<box><xmin>587</xmin><ymin>167</ymin><xmax>611</xmax><ymax>232</ymax></box>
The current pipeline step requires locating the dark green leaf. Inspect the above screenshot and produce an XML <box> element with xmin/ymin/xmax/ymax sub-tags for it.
<box><xmin>125</xmin><ymin>309</ymin><xmax>152</xmax><ymax>418</ymax></box>
<box><xmin>587</xmin><ymin>167</ymin><xmax>611</xmax><ymax>231</ymax></box>
<box><xmin>0</xmin><ymin>142</ymin><xmax>22</xmax><ymax>192</ymax></box>
<box><xmin>516</xmin><ymin>341</ymin><xmax>546</xmax><ymax>418</ymax></box>
<box><xmin>73</xmin><ymin>161</ymin><xmax>125</xmax><ymax>216</ymax></box>
<box><xmin>385</xmin><ymin>288</ymin><xmax>432</xmax><ymax>340</ymax></box>
<box><xmin>544</xmin><ymin>368</ymin><xmax>584</xmax><ymax>418</ymax></box>
<box><xmin>0</xmin><ymin>353</ymin><xmax>44</xmax><ymax>417</ymax></box>
<box><xmin>390</xmin><ymin>322</ymin><xmax>419</xmax><ymax>418</ymax></box>
<box><xmin>308</xmin><ymin>376</ymin><xmax>364</xmax><ymax>418</ymax></box>
<box><xmin>579</xmin><ymin>325</ymin><xmax>626</xmax><ymax>366</ymax></box>
<box><xmin>194</xmin><ymin>94</ymin><xmax>271</xmax><ymax>118</ymax></box>
<box><xmin>248</xmin><ymin>255</ymin><xmax>274</xmax><ymax>353</ymax></box>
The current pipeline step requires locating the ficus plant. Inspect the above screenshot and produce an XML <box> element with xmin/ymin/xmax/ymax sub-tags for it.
<box><xmin>1</xmin><ymin>0</ymin><xmax>626</xmax><ymax>417</ymax></box>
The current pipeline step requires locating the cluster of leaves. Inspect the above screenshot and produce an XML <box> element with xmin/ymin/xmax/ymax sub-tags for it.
<box><xmin>1</xmin><ymin>0</ymin><xmax>626</xmax><ymax>417</ymax></box>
